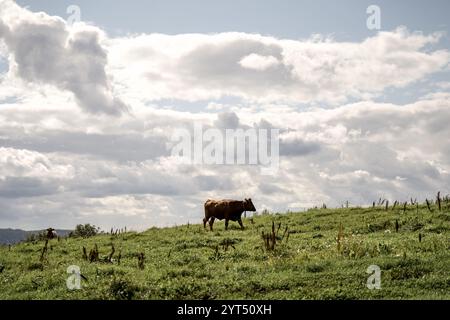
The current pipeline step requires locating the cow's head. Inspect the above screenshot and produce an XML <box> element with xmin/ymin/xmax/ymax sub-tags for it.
<box><xmin>244</xmin><ymin>198</ymin><xmax>256</xmax><ymax>211</ymax></box>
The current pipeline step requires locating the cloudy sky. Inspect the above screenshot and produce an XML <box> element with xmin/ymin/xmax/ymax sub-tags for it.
<box><xmin>0</xmin><ymin>0</ymin><xmax>449</xmax><ymax>230</ymax></box>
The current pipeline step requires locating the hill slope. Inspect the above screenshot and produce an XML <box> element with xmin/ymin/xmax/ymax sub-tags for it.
<box><xmin>0</xmin><ymin>203</ymin><xmax>449</xmax><ymax>299</ymax></box>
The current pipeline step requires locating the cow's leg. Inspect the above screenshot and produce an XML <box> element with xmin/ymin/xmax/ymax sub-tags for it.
<box><xmin>225</xmin><ymin>219</ymin><xmax>229</xmax><ymax>230</ymax></box>
<box><xmin>238</xmin><ymin>218</ymin><xmax>244</xmax><ymax>230</ymax></box>
<box><xmin>209</xmin><ymin>217</ymin><xmax>215</xmax><ymax>231</ymax></box>
<box><xmin>203</xmin><ymin>217</ymin><xmax>209</xmax><ymax>229</ymax></box>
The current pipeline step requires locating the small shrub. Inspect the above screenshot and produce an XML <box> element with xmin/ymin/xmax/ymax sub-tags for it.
<box><xmin>71</xmin><ymin>224</ymin><xmax>100</xmax><ymax>238</ymax></box>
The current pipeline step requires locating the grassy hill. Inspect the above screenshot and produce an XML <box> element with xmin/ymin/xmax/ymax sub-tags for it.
<box><xmin>0</xmin><ymin>202</ymin><xmax>449</xmax><ymax>300</ymax></box>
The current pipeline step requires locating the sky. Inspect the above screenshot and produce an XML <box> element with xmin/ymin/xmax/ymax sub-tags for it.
<box><xmin>0</xmin><ymin>0</ymin><xmax>449</xmax><ymax>230</ymax></box>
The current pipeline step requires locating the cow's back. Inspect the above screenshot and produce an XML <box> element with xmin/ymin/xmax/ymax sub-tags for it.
<box><xmin>204</xmin><ymin>199</ymin><xmax>244</xmax><ymax>220</ymax></box>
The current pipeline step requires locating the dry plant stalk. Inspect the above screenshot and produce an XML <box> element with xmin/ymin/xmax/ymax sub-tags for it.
<box><xmin>108</xmin><ymin>244</ymin><xmax>115</xmax><ymax>263</ymax></box>
<box><xmin>436</xmin><ymin>191</ymin><xmax>442</xmax><ymax>211</ymax></box>
<box><xmin>40</xmin><ymin>240</ymin><xmax>49</xmax><ymax>263</ymax></box>
<box><xmin>137</xmin><ymin>252</ymin><xmax>145</xmax><ymax>270</ymax></box>
<box><xmin>89</xmin><ymin>244</ymin><xmax>99</xmax><ymax>263</ymax></box>
<box><xmin>392</xmin><ymin>201</ymin><xmax>398</xmax><ymax>210</ymax></box>
<box><xmin>426</xmin><ymin>199</ymin><xmax>432</xmax><ymax>212</ymax></box>
<box><xmin>261</xmin><ymin>221</ymin><xmax>277</xmax><ymax>251</ymax></box>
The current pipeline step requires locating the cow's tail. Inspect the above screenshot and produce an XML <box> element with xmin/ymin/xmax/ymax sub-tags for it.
<box><xmin>204</xmin><ymin>200</ymin><xmax>210</xmax><ymax>219</ymax></box>
<box><xmin>203</xmin><ymin>201</ymin><xmax>210</xmax><ymax>228</ymax></box>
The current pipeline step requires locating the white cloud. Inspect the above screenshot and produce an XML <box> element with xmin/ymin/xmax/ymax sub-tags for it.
<box><xmin>436</xmin><ymin>81</ymin><xmax>450</xmax><ymax>90</ymax></box>
<box><xmin>107</xmin><ymin>28</ymin><xmax>449</xmax><ymax>105</ymax></box>
<box><xmin>1</xmin><ymin>92</ymin><xmax>449</xmax><ymax>229</ymax></box>
<box><xmin>0</xmin><ymin>1</ymin><xmax>449</xmax><ymax>230</ymax></box>
<box><xmin>0</xmin><ymin>147</ymin><xmax>74</xmax><ymax>179</ymax></box>
<box><xmin>239</xmin><ymin>53</ymin><xmax>280</xmax><ymax>71</ymax></box>
<box><xmin>0</xmin><ymin>0</ymin><xmax>127</xmax><ymax>115</ymax></box>
<box><xmin>1</xmin><ymin>2</ymin><xmax>448</xmax><ymax>109</ymax></box>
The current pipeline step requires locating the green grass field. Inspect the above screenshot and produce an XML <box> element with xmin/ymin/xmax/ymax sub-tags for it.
<box><xmin>0</xmin><ymin>202</ymin><xmax>449</xmax><ymax>300</ymax></box>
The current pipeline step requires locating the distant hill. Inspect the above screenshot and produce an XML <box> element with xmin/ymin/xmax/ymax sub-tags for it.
<box><xmin>0</xmin><ymin>228</ymin><xmax>72</xmax><ymax>244</ymax></box>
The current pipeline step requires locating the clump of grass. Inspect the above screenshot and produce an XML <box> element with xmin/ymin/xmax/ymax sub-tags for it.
<box><xmin>219</xmin><ymin>238</ymin><xmax>236</xmax><ymax>251</ymax></box>
<box><xmin>209</xmin><ymin>245</ymin><xmax>224</xmax><ymax>261</ymax></box>
<box><xmin>390</xmin><ymin>264</ymin><xmax>430</xmax><ymax>280</ymax></box>
<box><xmin>366</xmin><ymin>220</ymin><xmax>391</xmax><ymax>233</ymax></box>
<box><xmin>306</xmin><ymin>261</ymin><xmax>328</xmax><ymax>273</ymax></box>
<box><xmin>408</xmin><ymin>218</ymin><xmax>424</xmax><ymax>231</ymax></box>
<box><xmin>28</xmin><ymin>262</ymin><xmax>44</xmax><ymax>271</ymax></box>
<box><xmin>336</xmin><ymin>223</ymin><xmax>344</xmax><ymax>253</ymax></box>
<box><xmin>108</xmin><ymin>277</ymin><xmax>137</xmax><ymax>300</ymax></box>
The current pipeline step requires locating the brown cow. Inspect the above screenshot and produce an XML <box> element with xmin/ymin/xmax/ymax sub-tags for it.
<box><xmin>203</xmin><ymin>198</ymin><xmax>256</xmax><ymax>231</ymax></box>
